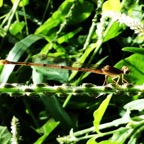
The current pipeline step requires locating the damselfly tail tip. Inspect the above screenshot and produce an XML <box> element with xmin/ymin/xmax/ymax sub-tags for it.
<box><xmin>0</xmin><ymin>60</ymin><xmax>8</xmax><ymax>64</ymax></box>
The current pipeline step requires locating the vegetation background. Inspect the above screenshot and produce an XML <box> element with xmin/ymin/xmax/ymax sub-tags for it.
<box><xmin>0</xmin><ymin>0</ymin><xmax>143</xmax><ymax>143</ymax></box>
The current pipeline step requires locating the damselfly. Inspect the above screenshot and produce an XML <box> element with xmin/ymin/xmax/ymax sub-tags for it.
<box><xmin>0</xmin><ymin>59</ymin><xmax>130</xmax><ymax>84</ymax></box>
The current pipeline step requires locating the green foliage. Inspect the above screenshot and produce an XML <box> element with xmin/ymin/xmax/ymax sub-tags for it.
<box><xmin>0</xmin><ymin>126</ymin><xmax>11</xmax><ymax>144</ymax></box>
<box><xmin>34</xmin><ymin>119</ymin><xmax>59</xmax><ymax>144</ymax></box>
<box><xmin>0</xmin><ymin>0</ymin><xmax>143</xmax><ymax>143</ymax></box>
<box><xmin>116</xmin><ymin>54</ymin><xmax>144</xmax><ymax>84</ymax></box>
<box><xmin>102</xmin><ymin>0</ymin><xmax>121</xmax><ymax>12</ymax></box>
<box><xmin>122</xmin><ymin>47</ymin><xmax>144</xmax><ymax>55</ymax></box>
<box><xmin>93</xmin><ymin>94</ymin><xmax>112</xmax><ymax>133</ymax></box>
<box><xmin>35</xmin><ymin>0</ymin><xmax>93</xmax><ymax>35</ymax></box>
<box><xmin>11</xmin><ymin>0</ymin><xmax>29</xmax><ymax>7</ymax></box>
<box><xmin>9</xmin><ymin>21</ymin><xmax>25</xmax><ymax>35</ymax></box>
<box><xmin>32</xmin><ymin>56</ymin><xmax>69</xmax><ymax>83</ymax></box>
<box><xmin>0</xmin><ymin>0</ymin><xmax>3</xmax><ymax>7</ymax></box>
<box><xmin>103</xmin><ymin>22</ymin><xmax>123</xmax><ymax>42</ymax></box>
<box><xmin>124</xmin><ymin>99</ymin><xmax>144</xmax><ymax>111</ymax></box>
<box><xmin>0</xmin><ymin>34</ymin><xmax>44</xmax><ymax>83</ymax></box>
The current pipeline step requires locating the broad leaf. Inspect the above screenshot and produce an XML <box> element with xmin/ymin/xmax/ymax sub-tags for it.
<box><xmin>93</xmin><ymin>94</ymin><xmax>112</xmax><ymax>133</ymax></box>
<box><xmin>35</xmin><ymin>0</ymin><xmax>93</xmax><ymax>35</ymax></box>
<box><xmin>0</xmin><ymin>34</ymin><xmax>44</xmax><ymax>83</ymax></box>
<box><xmin>87</xmin><ymin>137</ymin><xmax>98</xmax><ymax>144</ymax></box>
<box><xmin>122</xmin><ymin>47</ymin><xmax>144</xmax><ymax>55</ymax></box>
<box><xmin>9</xmin><ymin>21</ymin><xmax>25</xmax><ymax>35</ymax></box>
<box><xmin>103</xmin><ymin>22</ymin><xmax>123</xmax><ymax>42</ymax></box>
<box><xmin>0</xmin><ymin>126</ymin><xmax>11</xmax><ymax>144</ymax></box>
<box><xmin>102</xmin><ymin>0</ymin><xmax>121</xmax><ymax>12</ymax></box>
<box><xmin>124</xmin><ymin>99</ymin><xmax>144</xmax><ymax>111</ymax></box>
<box><xmin>34</xmin><ymin>119</ymin><xmax>59</xmax><ymax>144</ymax></box>
<box><xmin>115</xmin><ymin>54</ymin><xmax>144</xmax><ymax>85</ymax></box>
<box><xmin>32</xmin><ymin>55</ymin><xmax>69</xmax><ymax>83</ymax></box>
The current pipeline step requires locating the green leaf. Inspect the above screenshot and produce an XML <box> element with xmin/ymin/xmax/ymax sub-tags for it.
<box><xmin>69</xmin><ymin>43</ymin><xmax>96</xmax><ymax>81</ymax></box>
<box><xmin>0</xmin><ymin>0</ymin><xmax>3</xmax><ymax>7</ymax></box>
<box><xmin>35</xmin><ymin>0</ymin><xmax>93</xmax><ymax>35</ymax></box>
<box><xmin>93</xmin><ymin>94</ymin><xmax>112</xmax><ymax>133</ymax></box>
<box><xmin>34</xmin><ymin>119</ymin><xmax>59</xmax><ymax>144</ymax></box>
<box><xmin>103</xmin><ymin>22</ymin><xmax>122</xmax><ymax>42</ymax></box>
<box><xmin>124</xmin><ymin>99</ymin><xmax>144</xmax><ymax>111</ymax></box>
<box><xmin>87</xmin><ymin>137</ymin><xmax>98</xmax><ymax>144</ymax></box>
<box><xmin>40</xmin><ymin>43</ymin><xmax>66</xmax><ymax>55</ymax></box>
<box><xmin>11</xmin><ymin>0</ymin><xmax>29</xmax><ymax>6</ymax></box>
<box><xmin>110</xmin><ymin>127</ymin><xmax>131</xmax><ymax>143</ymax></box>
<box><xmin>9</xmin><ymin>21</ymin><xmax>25</xmax><ymax>35</ymax></box>
<box><xmin>32</xmin><ymin>67</ymin><xmax>69</xmax><ymax>83</ymax></box>
<box><xmin>0</xmin><ymin>34</ymin><xmax>44</xmax><ymax>83</ymax></box>
<box><xmin>32</xmin><ymin>55</ymin><xmax>69</xmax><ymax>83</ymax></box>
<box><xmin>67</xmin><ymin>1</ymin><xmax>93</xmax><ymax>25</ymax></box>
<box><xmin>87</xmin><ymin>138</ymin><xmax>120</xmax><ymax>144</ymax></box>
<box><xmin>122</xmin><ymin>47</ymin><xmax>144</xmax><ymax>55</ymax></box>
<box><xmin>57</xmin><ymin>28</ymin><xmax>82</xmax><ymax>44</ymax></box>
<box><xmin>19</xmin><ymin>0</ymin><xmax>29</xmax><ymax>6</ymax></box>
<box><xmin>0</xmin><ymin>126</ymin><xmax>11</xmax><ymax>144</ymax></box>
<box><xmin>40</xmin><ymin>95</ymin><xmax>76</xmax><ymax>133</ymax></box>
<box><xmin>99</xmin><ymin>141</ymin><xmax>120</xmax><ymax>144</ymax></box>
<box><xmin>102</xmin><ymin>0</ymin><xmax>121</xmax><ymax>12</ymax></box>
<box><xmin>115</xmin><ymin>54</ymin><xmax>144</xmax><ymax>85</ymax></box>
<box><xmin>0</xmin><ymin>27</ymin><xmax>6</xmax><ymax>37</ymax></box>
<box><xmin>40</xmin><ymin>28</ymin><xmax>82</xmax><ymax>54</ymax></box>
<box><xmin>112</xmin><ymin>110</ymin><xmax>130</xmax><ymax>126</ymax></box>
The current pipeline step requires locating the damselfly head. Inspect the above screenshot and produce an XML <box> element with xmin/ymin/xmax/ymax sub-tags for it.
<box><xmin>121</xmin><ymin>66</ymin><xmax>130</xmax><ymax>74</ymax></box>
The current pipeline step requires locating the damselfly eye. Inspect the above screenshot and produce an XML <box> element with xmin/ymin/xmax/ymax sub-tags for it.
<box><xmin>122</xmin><ymin>66</ymin><xmax>130</xmax><ymax>74</ymax></box>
